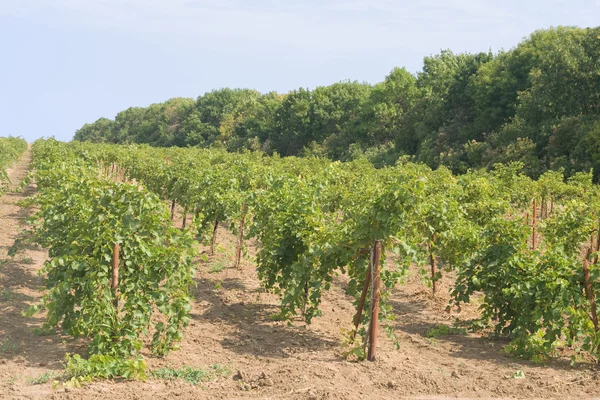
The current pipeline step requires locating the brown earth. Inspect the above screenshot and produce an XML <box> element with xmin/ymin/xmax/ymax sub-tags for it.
<box><xmin>1</xmin><ymin>150</ymin><xmax>600</xmax><ymax>399</ymax></box>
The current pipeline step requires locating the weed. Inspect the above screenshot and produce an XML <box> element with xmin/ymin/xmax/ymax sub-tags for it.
<box><xmin>509</xmin><ymin>370</ymin><xmax>526</xmax><ymax>379</ymax></box>
<box><xmin>467</xmin><ymin>318</ymin><xmax>491</xmax><ymax>332</ymax></box>
<box><xmin>151</xmin><ymin>364</ymin><xmax>231</xmax><ymax>385</ymax></box>
<box><xmin>26</xmin><ymin>372</ymin><xmax>56</xmax><ymax>385</ymax></box>
<box><xmin>0</xmin><ymin>289</ymin><xmax>15</xmax><ymax>301</ymax></box>
<box><xmin>209</xmin><ymin>262</ymin><xmax>225</xmax><ymax>274</ymax></box>
<box><xmin>8</xmin><ymin>238</ymin><xmax>26</xmax><ymax>257</ymax></box>
<box><xmin>339</xmin><ymin>328</ymin><xmax>366</xmax><ymax>361</ymax></box>
<box><xmin>0</xmin><ymin>337</ymin><xmax>19</xmax><ymax>353</ymax></box>
<box><xmin>63</xmin><ymin>353</ymin><xmax>147</xmax><ymax>381</ymax></box>
<box><xmin>426</xmin><ymin>324</ymin><xmax>467</xmax><ymax>338</ymax></box>
<box><xmin>32</xmin><ymin>325</ymin><xmax>56</xmax><ymax>336</ymax></box>
<box><xmin>269</xmin><ymin>311</ymin><xmax>290</xmax><ymax>322</ymax></box>
<box><xmin>16</xmin><ymin>197</ymin><xmax>35</xmax><ymax>208</ymax></box>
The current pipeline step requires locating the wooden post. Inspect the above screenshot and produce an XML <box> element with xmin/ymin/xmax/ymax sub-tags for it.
<box><xmin>367</xmin><ymin>240</ymin><xmax>383</xmax><ymax>362</ymax></box>
<box><xmin>111</xmin><ymin>243</ymin><xmax>120</xmax><ymax>309</ymax></box>
<box><xmin>302</xmin><ymin>282</ymin><xmax>309</xmax><ymax>316</ymax></box>
<box><xmin>170</xmin><ymin>200</ymin><xmax>176</xmax><ymax>221</ymax></box>
<box><xmin>352</xmin><ymin>260</ymin><xmax>372</xmax><ymax>341</ymax></box>
<box><xmin>525</xmin><ymin>211</ymin><xmax>529</xmax><ymax>226</ymax></box>
<box><xmin>583</xmin><ymin>248</ymin><xmax>599</xmax><ymax>331</ymax></box>
<box><xmin>595</xmin><ymin>223</ymin><xmax>600</xmax><ymax>265</ymax></box>
<box><xmin>531</xmin><ymin>199</ymin><xmax>537</xmax><ymax>250</ymax></box>
<box><xmin>210</xmin><ymin>219</ymin><xmax>219</xmax><ymax>255</ymax></box>
<box><xmin>234</xmin><ymin>204</ymin><xmax>247</xmax><ymax>269</ymax></box>
<box><xmin>540</xmin><ymin>197</ymin><xmax>546</xmax><ymax>219</ymax></box>
<box><xmin>181</xmin><ymin>206</ymin><xmax>188</xmax><ymax>229</ymax></box>
<box><xmin>429</xmin><ymin>233</ymin><xmax>438</xmax><ymax>296</ymax></box>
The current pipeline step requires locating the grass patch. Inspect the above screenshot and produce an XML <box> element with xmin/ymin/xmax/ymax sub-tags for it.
<box><xmin>32</xmin><ymin>325</ymin><xmax>56</xmax><ymax>336</ymax></box>
<box><xmin>0</xmin><ymin>337</ymin><xmax>20</xmax><ymax>353</ymax></box>
<box><xmin>8</xmin><ymin>237</ymin><xmax>27</xmax><ymax>257</ymax></box>
<box><xmin>0</xmin><ymin>289</ymin><xmax>16</xmax><ymax>301</ymax></box>
<box><xmin>21</xmin><ymin>257</ymin><xmax>34</xmax><ymax>265</ymax></box>
<box><xmin>63</xmin><ymin>353</ymin><xmax>147</xmax><ymax>382</ymax></box>
<box><xmin>26</xmin><ymin>372</ymin><xmax>56</xmax><ymax>385</ymax></box>
<box><xmin>209</xmin><ymin>262</ymin><xmax>226</xmax><ymax>274</ymax></box>
<box><xmin>426</xmin><ymin>324</ymin><xmax>468</xmax><ymax>338</ymax></box>
<box><xmin>151</xmin><ymin>364</ymin><xmax>231</xmax><ymax>385</ymax></box>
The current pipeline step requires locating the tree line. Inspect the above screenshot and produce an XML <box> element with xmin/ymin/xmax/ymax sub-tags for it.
<box><xmin>74</xmin><ymin>26</ymin><xmax>600</xmax><ymax>179</ymax></box>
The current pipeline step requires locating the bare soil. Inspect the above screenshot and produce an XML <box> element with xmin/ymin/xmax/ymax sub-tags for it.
<box><xmin>1</xmin><ymin>151</ymin><xmax>600</xmax><ymax>399</ymax></box>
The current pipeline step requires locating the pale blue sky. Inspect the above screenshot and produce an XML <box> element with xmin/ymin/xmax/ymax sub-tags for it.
<box><xmin>1</xmin><ymin>0</ymin><xmax>599</xmax><ymax>142</ymax></box>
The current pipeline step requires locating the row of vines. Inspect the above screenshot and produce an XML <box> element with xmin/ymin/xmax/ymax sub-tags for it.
<box><xmin>23</xmin><ymin>140</ymin><xmax>197</xmax><ymax>381</ymax></box>
<box><xmin>0</xmin><ymin>136</ymin><xmax>27</xmax><ymax>193</ymax></box>
<box><xmin>62</xmin><ymin>139</ymin><xmax>600</xmax><ymax>363</ymax></box>
<box><xmin>23</xmin><ymin>138</ymin><xmax>600</xmax><ymax>375</ymax></box>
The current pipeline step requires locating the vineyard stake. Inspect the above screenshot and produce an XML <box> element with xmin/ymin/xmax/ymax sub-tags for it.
<box><xmin>595</xmin><ymin>222</ymin><xmax>600</xmax><ymax>265</ymax></box>
<box><xmin>170</xmin><ymin>200</ymin><xmax>176</xmax><ymax>221</ymax></box>
<box><xmin>429</xmin><ymin>233</ymin><xmax>438</xmax><ymax>296</ymax></box>
<box><xmin>234</xmin><ymin>204</ymin><xmax>247</xmax><ymax>269</ymax></box>
<box><xmin>361</xmin><ymin>247</ymin><xmax>375</xmax><ymax>355</ymax></box>
<box><xmin>302</xmin><ymin>283</ymin><xmax>309</xmax><ymax>316</ymax></box>
<box><xmin>210</xmin><ymin>219</ymin><xmax>219</xmax><ymax>255</ymax></box>
<box><xmin>583</xmin><ymin>248</ymin><xmax>599</xmax><ymax>331</ymax></box>
<box><xmin>541</xmin><ymin>196</ymin><xmax>545</xmax><ymax>219</ymax></box>
<box><xmin>531</xmin><ymin>199</ymin><xmax>537</xmax><ymax>250</ymax></box>
<box><xmin>367</xmin><ymin>240</ymin><xmax>382</xmax><ymax>361</ymax></box>
<box><xmin>111</xmin><ymin>243</ymin><xmax>120</xmax><ymax>309</ymax></box>
<box><xmin>181</xmin><ymin>206</ymin><xmax>188</xmax><ymax>230</ymax></box>
<box><xmin>352</xmin><ymin>250</ymin><xmax>372</xmax><ymax>341</ymax></box>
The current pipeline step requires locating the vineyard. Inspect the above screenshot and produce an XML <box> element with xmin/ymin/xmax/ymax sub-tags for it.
<box><xmin>2</xmin><ymin>138</ymin><xmax>600</xmax><ymax>398</ymax></box>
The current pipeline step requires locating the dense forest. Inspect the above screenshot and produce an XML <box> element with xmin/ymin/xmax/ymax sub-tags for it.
<box><xmin>74</xmin><ymin>26</ymin><xmax>600</xmax><ymax>178</ymax></box>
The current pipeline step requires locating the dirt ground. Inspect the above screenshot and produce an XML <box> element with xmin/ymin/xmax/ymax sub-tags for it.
<box><xmin>2</xmin><ymin>151</ymin><xmax>600</xmax><ymax>400</ymax></box>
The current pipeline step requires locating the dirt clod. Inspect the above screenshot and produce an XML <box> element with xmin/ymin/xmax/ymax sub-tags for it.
<box><xmin>234</xmin><ymin>370</ymin><xmax>247</xmax><ymax>381</ymax></box>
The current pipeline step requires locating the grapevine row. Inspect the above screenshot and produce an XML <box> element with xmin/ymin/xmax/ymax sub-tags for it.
<box><xmin>0</xmin><ymin>136</ymin><xmax>28</xmax><ymax>193</ymax></box>
<box><xmin>24</xmin><ymin>140</ymin><xmax>197</xmax><ymax>380</ymax></box>
<box><xmin>28</xmin><ymin>138</ymin><xmax>600</xmax><ymax>364</ymax></box>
